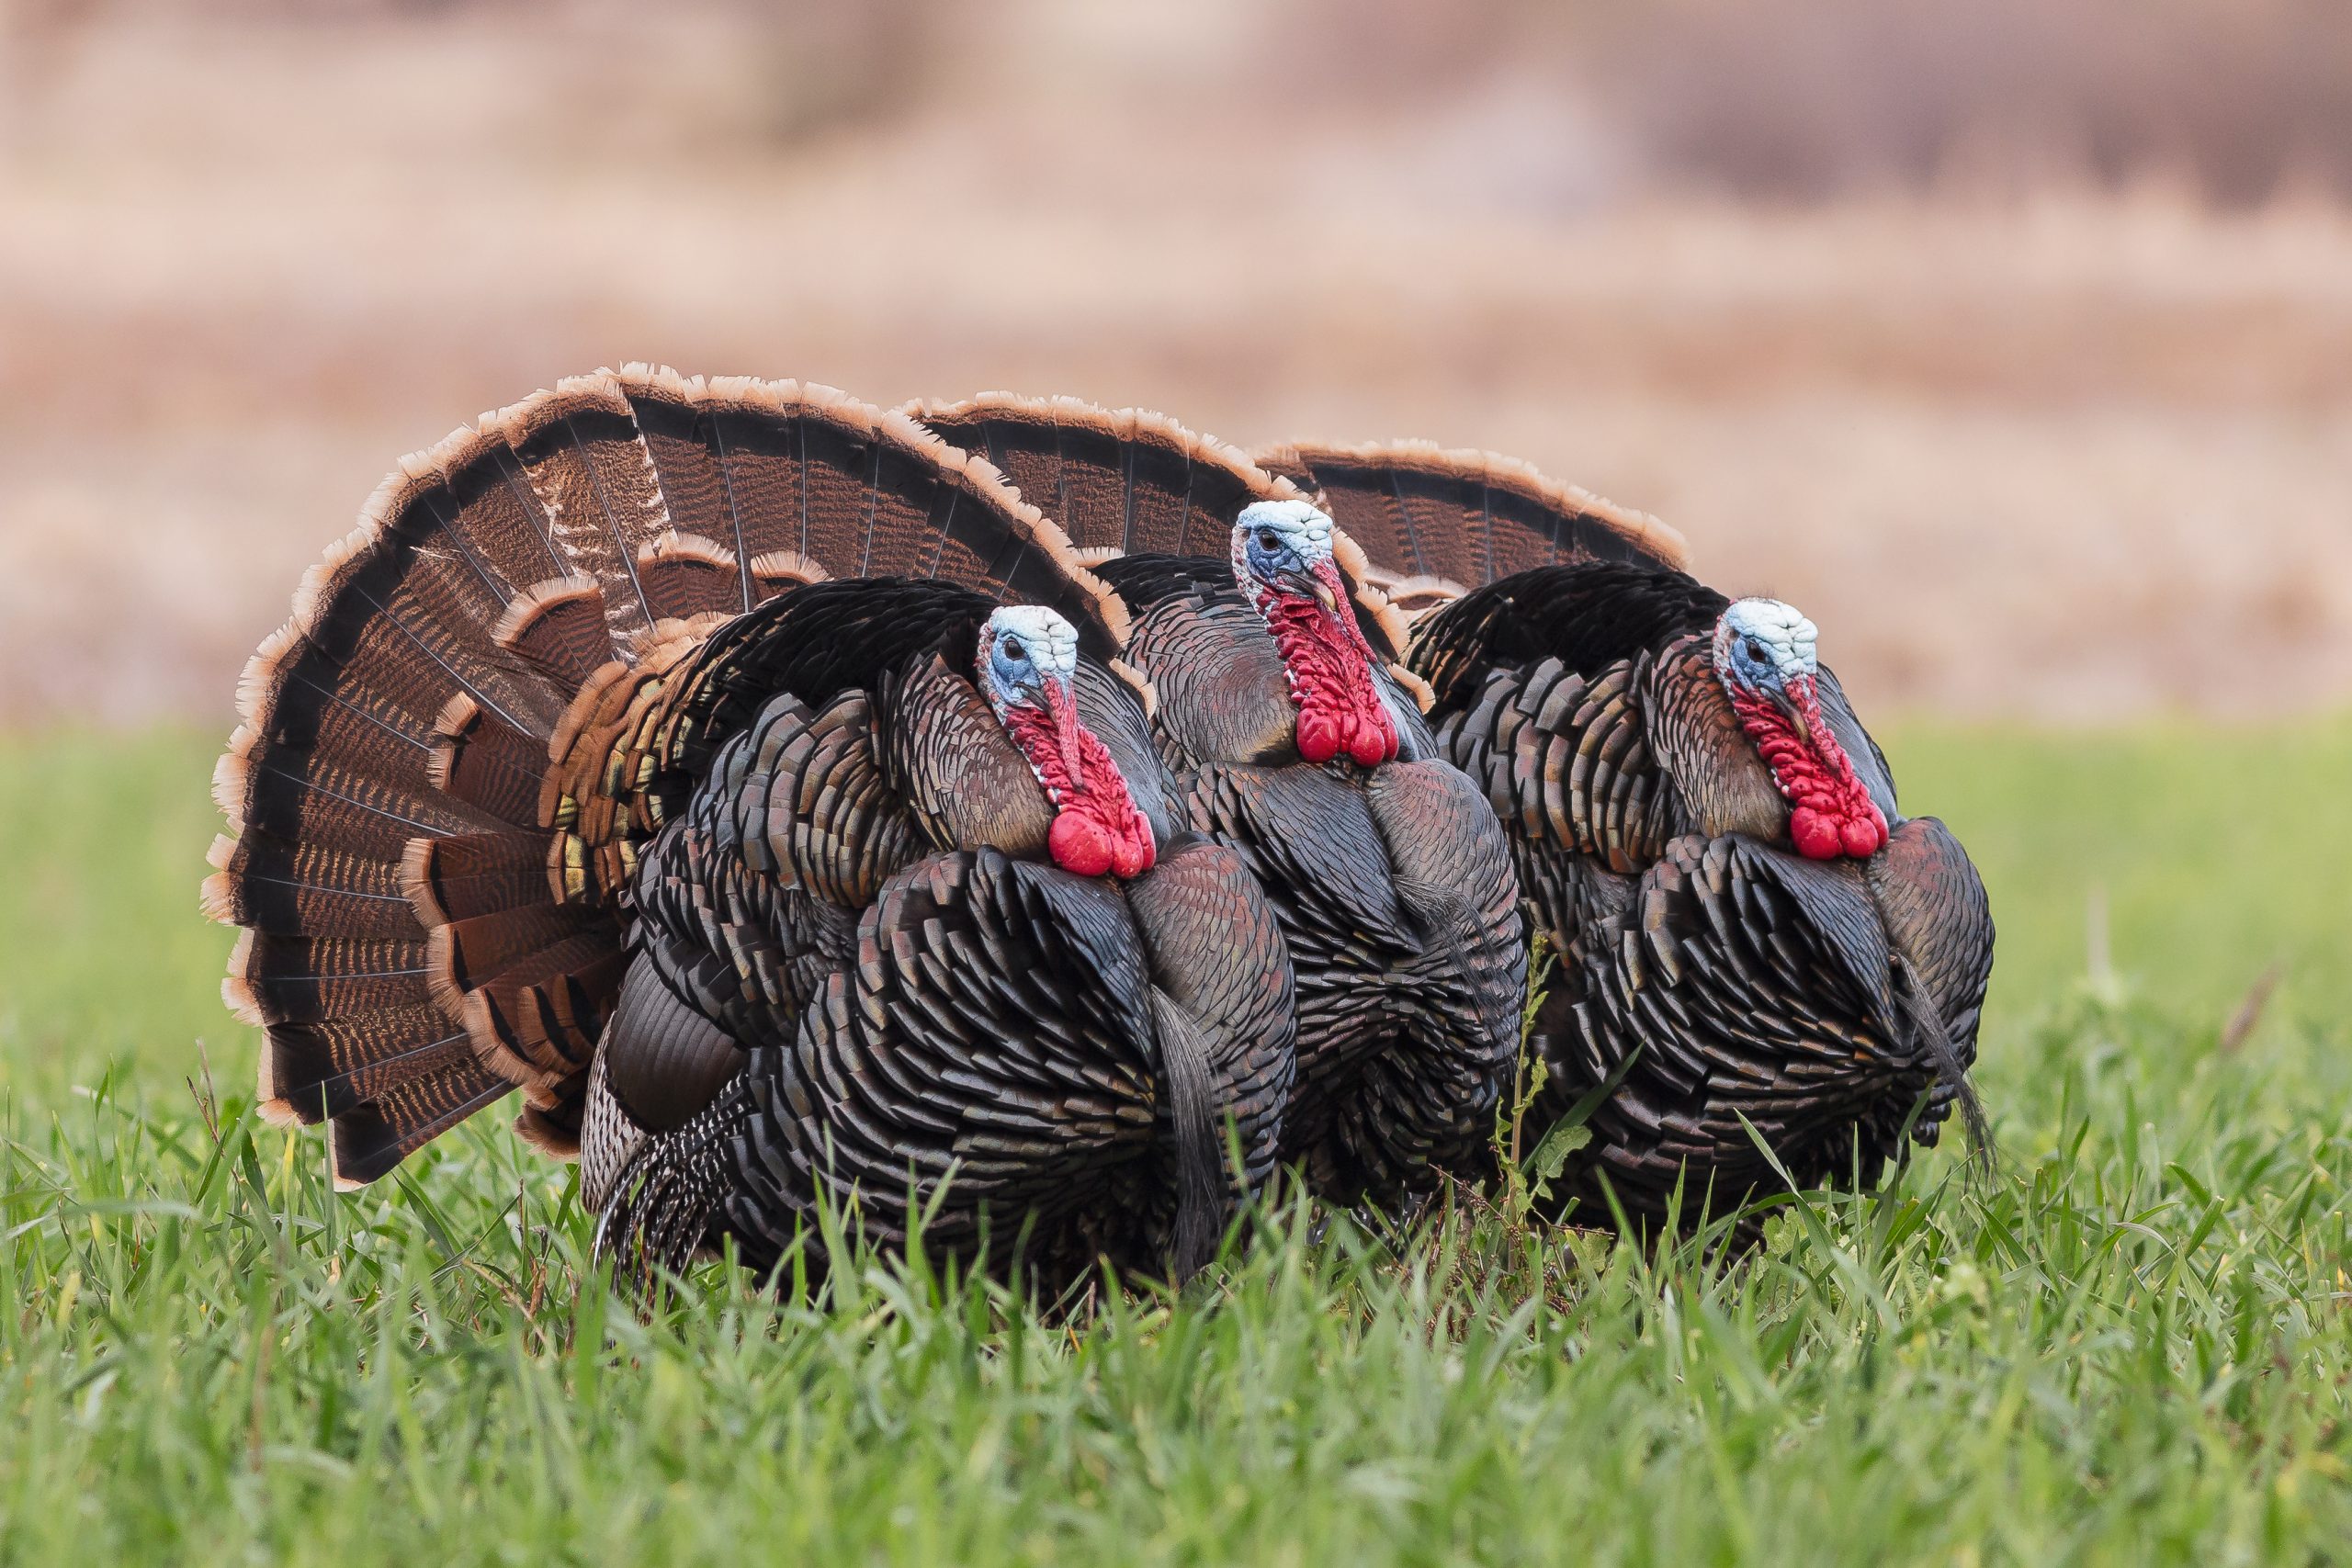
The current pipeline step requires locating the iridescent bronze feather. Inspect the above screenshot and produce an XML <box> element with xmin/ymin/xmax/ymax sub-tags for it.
<box><xmin>1264</xmin><ymin>440</ymin><xmax>1995</xmax><ymax>1230</ymax></box>
<box><xmin>209</xmin><ymin>370</ymin><xmax>1295</xmax><ymax>1292</ymax></box>
<box><xmin>913</xmin><ymin>397</ymin><xmax>1529</xmax><ymax>1209</ymax></box>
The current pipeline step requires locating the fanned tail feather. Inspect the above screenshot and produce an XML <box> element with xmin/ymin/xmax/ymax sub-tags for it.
<box><xmin>211</xmin><ymin>367</ymin><xmax>1129</xmax><ymax>1182</ymax></box>
<box><xmin>909</xmin><ymin>393</ymin><xmax>1416</xmax><ymax>664</ymax></box>
<box><xmin>1252</xmin><ymin>441</ymin><xmax>1690</xmax><ymax>604</ymax></box>
<box><xmin>624</xmin><ymin>370</ymin><xmax>1125</xmax><ymax>645</ymax></box>
<box><xmin>908</xmin><ymin>393</ymin><xmax>1291</xmax><ymax>560</ymax></box>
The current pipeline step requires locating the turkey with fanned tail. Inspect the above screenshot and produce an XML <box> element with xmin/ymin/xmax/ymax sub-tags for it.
<box><xmin>205</xmin><ymin>368</ymin><xmax>1295</xmax><ymax>1292</ymax></box>
<box><xmin>905</xmin><ymin>396</ymin><xmax>1527</xmax><ymax>1209</ymax></box>
<box><xmin>1256</xmin><ymin>438</ymin><xmax>1995</xmax><ymax>1231</ymax></box>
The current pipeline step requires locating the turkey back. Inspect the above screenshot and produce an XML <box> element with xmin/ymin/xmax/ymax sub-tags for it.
<box><xmin>206</xmin><ymin>366</ymin><xmax>1121</xmax><ymax>1186</ymax></box>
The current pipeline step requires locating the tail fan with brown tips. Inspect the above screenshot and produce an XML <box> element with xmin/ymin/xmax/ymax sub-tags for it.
<box><xmin>907</xmin><ymin>392</ymin><xmax>1413</xmax><ymax>663</ymax></box>
<box><xmin>1251</xmin><ymin>441</ymin><xmax>1690</xmax><ymax>609</ymax></box>
<box><xmin>209</xmin><ymin>367</ymin><xmax>1121</xmax><ymax>1184</ymax></box>
<box><xmin>909</xmin><ymin>393</ymin><xmax>1293</xmax><ymax>560</ymax></box>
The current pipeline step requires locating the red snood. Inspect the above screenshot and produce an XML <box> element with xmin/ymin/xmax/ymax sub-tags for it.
<box><xmin>1725</xmin><ymin>674</ymin><xmax>1889</xmax><ymax>860</ymax></box>
<box><xmin>1001</xmin><ymin>676</ymin><xmax>1158</xmax><ymax>879</ymax></box>
<box><xmin>1253</xmin><ymin>559</ymin><xmax>1398</xmax><ymax>768</ymax></box>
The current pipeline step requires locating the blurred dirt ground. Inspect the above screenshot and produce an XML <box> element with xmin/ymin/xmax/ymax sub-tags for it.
<box><xmin>4</xmin><ymin>2</ymin><xmax>2350</xmax><ymax>724</ymax></box>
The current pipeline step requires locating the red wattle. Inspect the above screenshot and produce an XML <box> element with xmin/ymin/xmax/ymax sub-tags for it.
<box><xmin>1789</xmin><ymin>807</ymin><xmax>1844</xmax><ymax>861</ymax></box>
<box><xmin>1049</xmin><ymin>812</ymin><xmax>1115</xmax><ymax>878</ymax></box>
<box><xmin>1259</xmin><ymin>562</ymin><xmax>1397</xmax><ymax>769</ymax></box>
<box><xmin>1001</xmin><ymin>678</ymin><xmax>1159</xmax><ymax>880</ymax></box>
<box><xmin>1296</xmin><ymin>710</ymin><xmax>1340</xmax><ymax>765</ymax></box>
<box><xmin>1726</xmin><ymin>677</ymin><xmax>1889</xmax><ymax>861</ymax></box>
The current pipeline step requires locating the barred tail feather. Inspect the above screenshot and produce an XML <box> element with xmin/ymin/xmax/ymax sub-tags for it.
<box><xmin>614</xmin><ymin>367</ymin><xmax>1125</xmax><ymax>648</ymax></box>
<box><xmin>908</xmin><ymin>393</ymin><xmax>1293</xmax><ymax>560</ymax></box>
<box><xmin>213</xmin><ymin>367</ymin><xmax>1134</xmax><ymax>1181</ymax></box>
<box><xmin>210</xmin><ymin>371</ymin><xmax>685</xmax><ymax>1179</ymax></box>
<box><xmin>908</xmin><ymin>392</ymin><xmax>1414</xmax><ymax>663</ymax></box>
<box><xmin>1252</xmin><ymin>441</ymin><xmax>1690</xmax><ymax>604</ymax></box>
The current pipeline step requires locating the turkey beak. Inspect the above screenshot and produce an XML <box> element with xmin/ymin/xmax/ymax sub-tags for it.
<box><xmin>1272</xmin><ymin>562</ymin><xmax>1329</xmax><ymax>610</ymax></box>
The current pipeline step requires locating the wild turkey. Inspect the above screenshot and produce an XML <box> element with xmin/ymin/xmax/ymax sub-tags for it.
<box><xmin>905</xmin><ymin>397</ymin><xmax>1527</xmax><ymax>1207</ymax></box>
<box><xmin>204</xmin><ymin>367</ymin><xmax>1295</xmax><ymax>1289</ymax></box>
<box><xmin>1257</xmin><ymin>439</ymin><xmax>1995</xmax><ymax>1227</ymax></box>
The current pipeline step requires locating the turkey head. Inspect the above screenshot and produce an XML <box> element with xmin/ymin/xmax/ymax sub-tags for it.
<box><xmin>1229</xmin><ymin>500</ymin><xmax>1401</xmax><ymax>769</ymax></box>
<box><xmin>977</xmin><ymin>605</ymin><xmax>1158</xmax><ymax>880</ymax></box>
<box><xmin>1710</xmin><ymin>598</ymin><xmax>1889</xmax><ymax>862</ymax></box>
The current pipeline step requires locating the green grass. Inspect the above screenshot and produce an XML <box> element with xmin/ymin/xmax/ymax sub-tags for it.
<box><xmin>1</xmin><ymin>722</ymin><xmax>2348</xmax><ymax>1564</ymax></box>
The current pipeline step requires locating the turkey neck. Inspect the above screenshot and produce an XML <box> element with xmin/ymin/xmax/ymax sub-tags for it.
<box><xmin>1640</xmin><ymin>639</ymin><xmax>1800</xmax><ymax>844</ymax></box>
<box><xmin>881</xmin><ymin>652</ymin><xmax>1166</xmax><ymax>877</ymax></box>
<box><xmin>1719</xmin><ymin>675</ymin><xmax>1888</xmax><ymax>860</ymax></box>
<box><xmin>997</xmin><ymin>675</ymin><xmax>1157</xmax><ymax>879</ymax></box>
<box><xmin>1246</xmin><ymin>572</ymin><xmax>1398</xmax><ymax>768</ymax></box>
<box><xmin>1640</xmin><ymin>637</ymin><xmax>1894</xmax><ymax>861</ymax></box>
<box><xmin>1120</xmin><ymin>587</ymin><xmax>1434</xmax><ymax>774</ymax></box>
<box><xmin>1122</xmin><ymin>591</ymin><xmax>1305</xmax><ymax>768</ymax></box>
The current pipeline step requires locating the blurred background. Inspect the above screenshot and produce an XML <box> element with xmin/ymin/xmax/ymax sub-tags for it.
<box><xmin>5</xmin><ymin>0</ymin><xmax>2350</xmax><ymax>725</ymax></box>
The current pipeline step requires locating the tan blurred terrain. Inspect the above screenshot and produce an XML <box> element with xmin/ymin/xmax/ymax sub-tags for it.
<box><xmin>4</xmin><ymin>0</ymin><xmax>2349</xmax><ymax>724</ymax></box>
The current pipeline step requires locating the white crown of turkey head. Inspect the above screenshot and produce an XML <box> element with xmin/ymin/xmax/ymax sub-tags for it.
<box><xmin>978</xmin><ymin>605</ymin><xmax>1081</xmax><ymax>721</ymax></box>
<box><xmin>1713</xmin><ymin>598</ymin><xmax>1818</xmax><ymax>688</ymax></box>
<box><xmin>1229</xmin><ymin>500</ymin><xmax>1399</xmax><ymax>767</ymax></box>
<box><xmin>1235</xmin><ymin>498</ymin><xmax>1335</xmax><ymax>564</ymax></box>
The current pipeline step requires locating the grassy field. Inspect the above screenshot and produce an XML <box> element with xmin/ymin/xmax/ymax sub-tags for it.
<box><xmin>1</xmin><ymin>722</ymin><xmax>2347</xmax><ymax>1563</ymax></box>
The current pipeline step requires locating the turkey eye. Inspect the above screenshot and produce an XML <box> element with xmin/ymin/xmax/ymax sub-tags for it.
<box><xmin>1744</xmin><ymin>638</ymin><xmax>1767</xmax><ymax>664</ymax></box>
<box><xmin>1255</xmin><ymin>529</ymin><xmax>1280</xmax><ymax>551</ymax></box>
<box><xmin>1001</xmin><ymin>637</ymin><xmax>1024</xmax><ymax>662</ymax></box>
